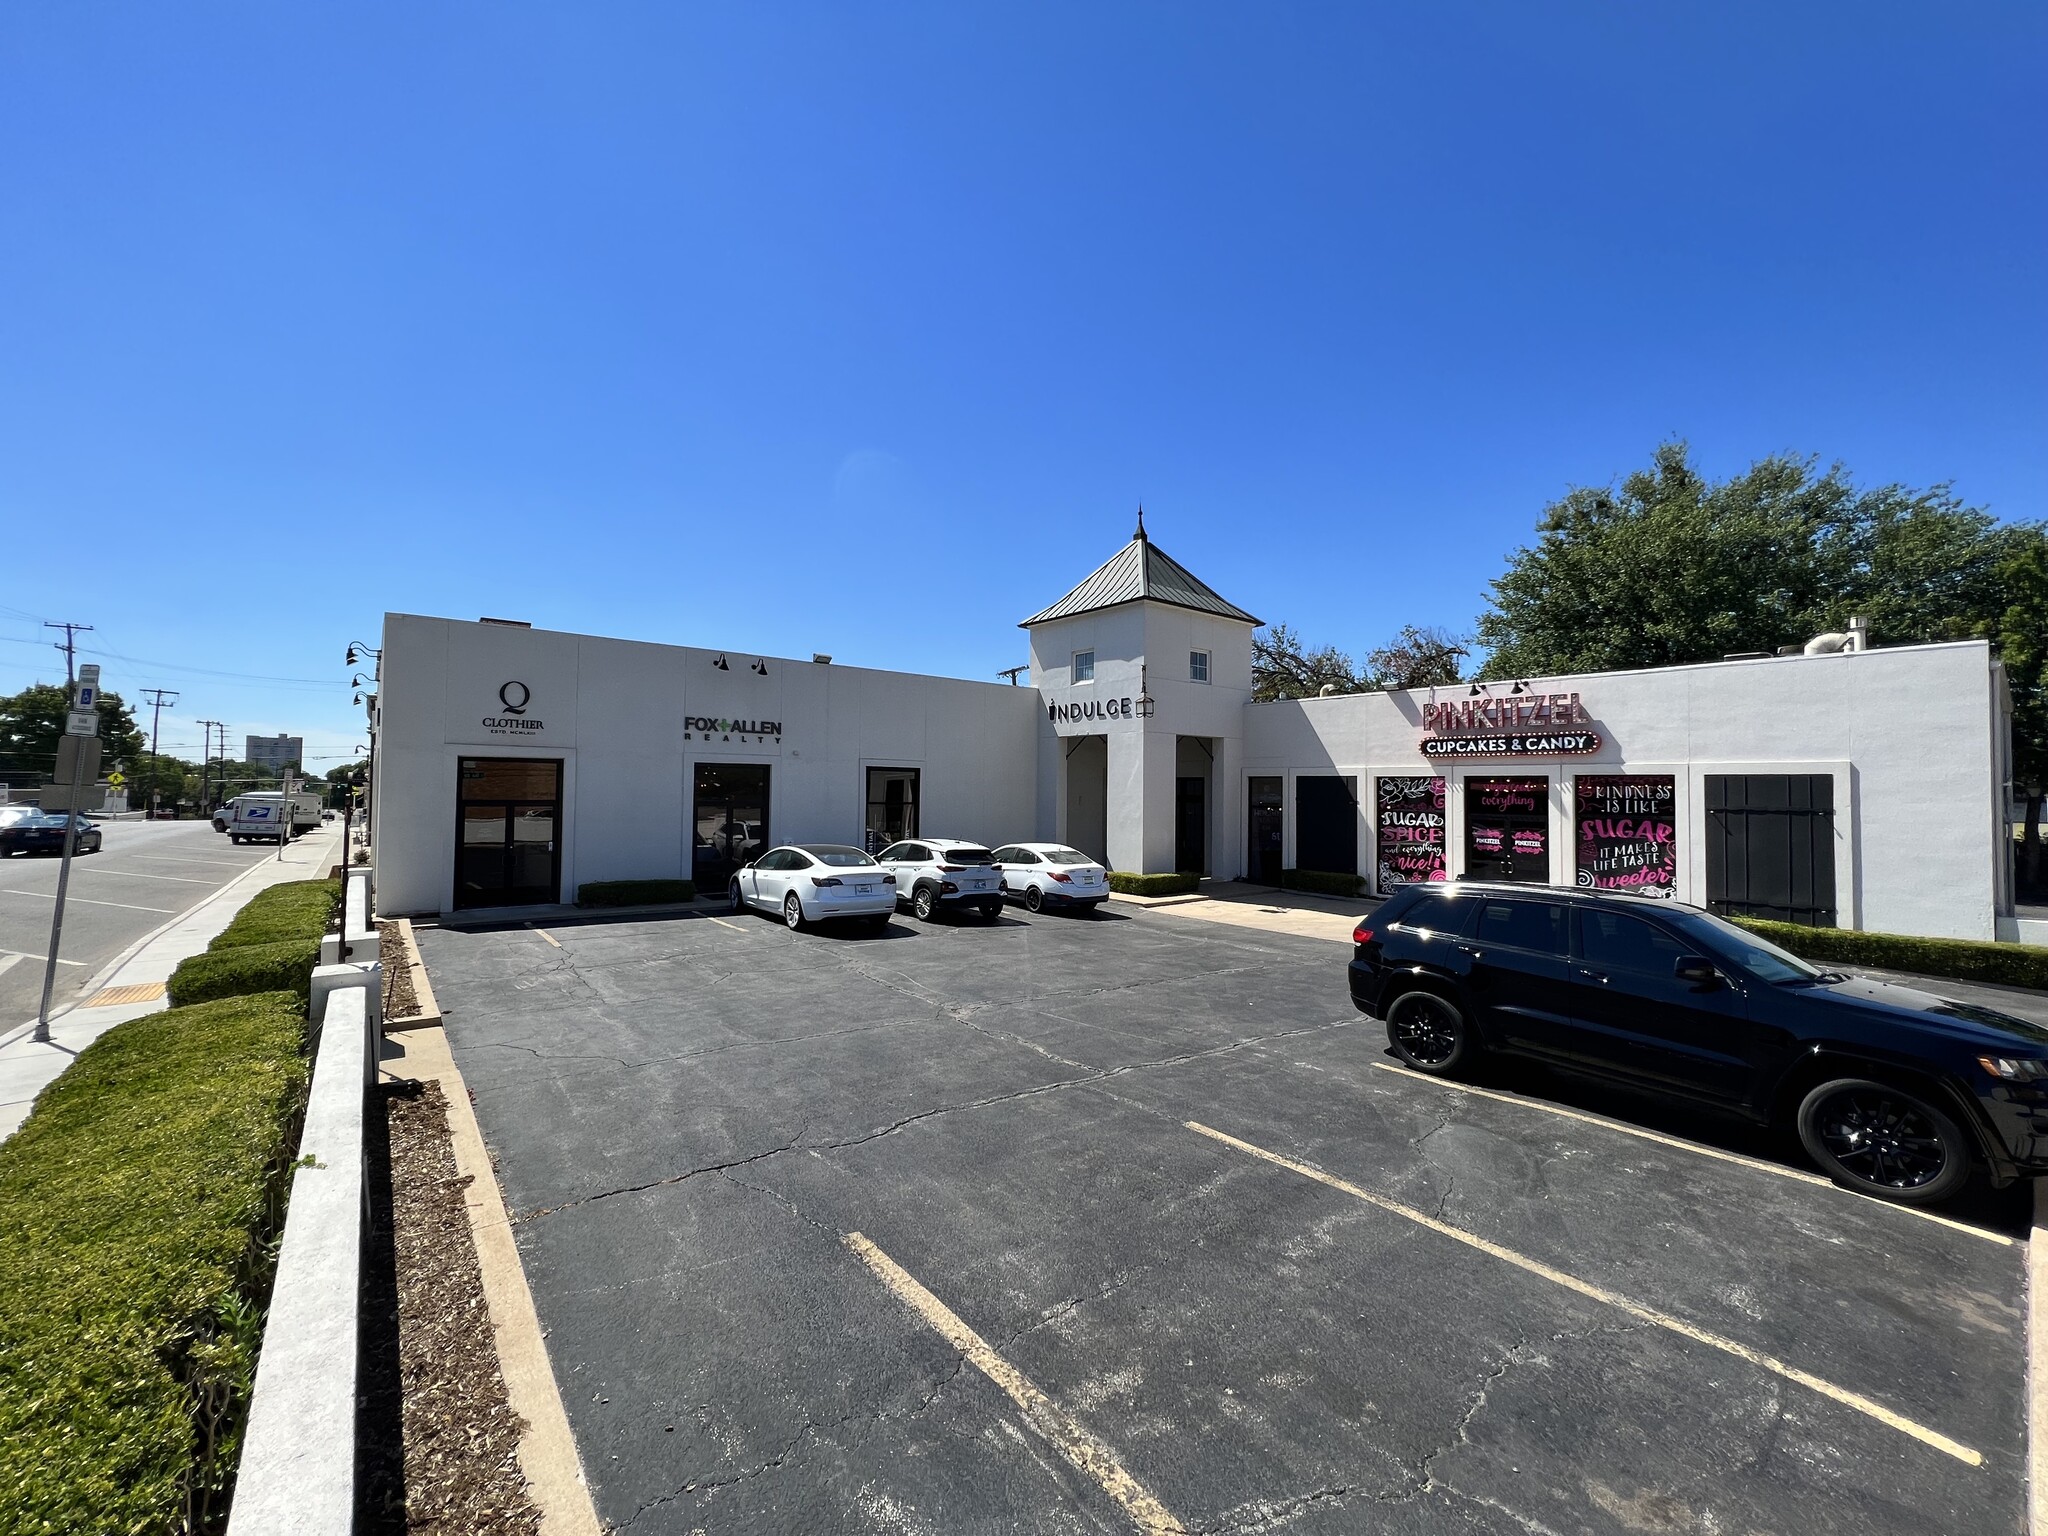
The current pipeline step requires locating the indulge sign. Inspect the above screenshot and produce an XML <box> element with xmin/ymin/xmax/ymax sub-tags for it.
<box><xmin>1421</xmin><ymin>692</ymin><xmax>1601</xmax><ymax>758</ymax></box>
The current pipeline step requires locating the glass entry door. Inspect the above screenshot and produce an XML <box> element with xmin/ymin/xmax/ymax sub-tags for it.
<box><xmin>1247</xmin><ymin>777</ymin><xmax>1283</xmax><ymax>884</ymax></box>
<box><xmin>865</xmin><ymin>767</ymin><xmax>919</xmax><ymax>854</ymax></box>
<box><xmin>1464</xmin><ymin>776</ymin><xmax>1550</xmax><ymax>883</ymax></box>
<box><xmin>694</xmin><ymin>763</ymin><xmax>771</xmax><ymax>891</ymax></box>
<box><xmin>456</xmin><ymin>758</ymin><xmax>563</xmax><ymax>909</ymax></box>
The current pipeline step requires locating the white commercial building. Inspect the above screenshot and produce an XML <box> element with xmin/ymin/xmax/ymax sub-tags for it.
<box><xmin>372</xmin><ymin>521</ymin><xmax>2028</xmax><ymax>943</ymax></box>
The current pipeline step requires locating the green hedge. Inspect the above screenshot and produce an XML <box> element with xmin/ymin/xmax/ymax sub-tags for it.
<box><xmin>577</xmin><ymin>879</ymin><xmax>697</xmax><ymax>907</ymax></box>
<box><xmin>168</xmin><ymin>938</ymin><xmax>322</xmax><ymax>1009</ymax></box>
<box><xmin>1107</xmin><ymin>872</ymin><xmax>1201</xmax><ymax>897</ymax></box>
<box><xmin>1733</xmin><ymin>917</ymin><xmax>2048</xmax><ymax>991</ymax></box>
<box><xmin>212</xmin><ymin>879</ymin><xmax>340</xmax><ymax>951</ymax></box>
<box><xmin>1280</xmin><ymin>868</ymin><xmax>1365</xmax><ymax>897</ymax></box>
<box><xmin>0</xmin><ymin>991</ymin><xmax>310</xmax><ymax>1535</ymax></box>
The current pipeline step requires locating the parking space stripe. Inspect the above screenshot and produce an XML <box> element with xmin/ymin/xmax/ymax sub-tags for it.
<box><xmin>1370</xmin><ymin>1062</ymin><xmax>2013</xmax><ymax>1247</ymax></box>
<box><xmin>526</xmin><ymin>925</ymin><xmax>562</xmax><ymax>948</ymax></box>
<box><xmin>1184</xmin><ymin>1120</ymin><xmax>1986</xmax><ymax>1468</ymax></box>
<box><xmin>77</xmin><ymin>868</ymin><xmax>215</xmax><ymax>884</ymax></box>
<box><xmin>706</xmin><ymin>917</ymin><xmax>745</xmax><ymax>932</ymax></box>
<box><xmin>0</xmin><ymin>889</ymin><xmax>175</xmax><ymax>914</ymax></box>
<box><xmin>844</xmin><ymin>1232</ymin><xmax>1188</xmax><ymax>1534</ymax></box>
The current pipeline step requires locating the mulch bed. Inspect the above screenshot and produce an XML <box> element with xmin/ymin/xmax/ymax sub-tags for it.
<box><xmin>380</xmin><ymin>921</ymin><xmax>422</xmax><ymax>1021</ymax></box>
<box><xmin>358</xmin><ymin>1079</ymin><xmax>543</xmax><ymax>1536</ymax></box>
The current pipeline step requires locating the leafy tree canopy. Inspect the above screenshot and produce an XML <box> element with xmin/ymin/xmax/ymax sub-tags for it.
<box><xmin>0</xmin><ymin>684</ymin><xmax>149</xmax><ymax>781</ymax></box>
<box><xmin>1254</xmin><ymin>623</ymin><xmax>1470</xmax><ymax>701</ymax></box>
<box><xmin>1475</xmin><ymin>442</ymin><xmax>2037</xmax><ymax>680</ymax></box>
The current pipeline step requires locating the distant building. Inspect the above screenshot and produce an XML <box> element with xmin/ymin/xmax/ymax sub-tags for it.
<box><xmin>246</xmin><ymin>734</ymin><xmax>304</xmax><ymax>774</ymax></box>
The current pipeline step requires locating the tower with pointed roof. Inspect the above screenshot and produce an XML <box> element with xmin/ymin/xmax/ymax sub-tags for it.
<box><xmin>1022</xmin><ymin>513</ymin><xmax>1258</xmax><ymax>876</ymax></box>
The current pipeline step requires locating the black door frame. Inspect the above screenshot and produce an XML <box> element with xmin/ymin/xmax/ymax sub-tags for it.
<box><xmin>1247</xmin><ymin>776</ymin><xmax>1283</xmax><ymax>885</ymax></box>
<box><xmin>692</xmin><ymin>761</ymin><xmax>773</xmax><ymax>891</ymax></box>
<box><xmin>453</xmin><ymin>757</ymin><xmax>564</xmax><ymax>910</ymax></box>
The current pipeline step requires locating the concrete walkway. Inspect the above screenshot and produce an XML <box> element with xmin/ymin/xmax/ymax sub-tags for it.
<box><xmin>0</xmin><ymin>825</ymin><xmax>344</xmax><ymax>1142</ymax></box>
<box><xmin>1109</xmin><ymin>878</ymin><xmax>1376</xmax><ymax>943</ymax></box>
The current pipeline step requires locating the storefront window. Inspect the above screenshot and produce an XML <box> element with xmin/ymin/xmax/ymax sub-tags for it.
<box><xmin>866</xmin><ymin>767</ymin><xmax>920</xmax><ymax>854</ymax></box>
<box><xmin>1464</xmin><ymin>776</ymin><xmax>1549</xmax><ymax>883</ymax></box>
<box><xmin>1374</xmin><ymin>776</ymin><xmax>1446</xmax><ymax>892</ymax></box>
<box><xmin>1575</xmin><ymin>775</ymin><xmax>1677</xmax><ymax>896</ymax></box>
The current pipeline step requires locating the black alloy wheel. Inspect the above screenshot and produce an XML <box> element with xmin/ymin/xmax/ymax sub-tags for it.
<box><xmin>1385</xmin><ymin>990</ymin><xmax>1474</xmax><ymax>1075</ymax></box>
<box><xmin>980</xmin><ymin>902</ymin><xmax>1002</xmax><ymax>921</ymax></box>
<box><xmin>783</xmin><ymin>892</ymin><xmax>806</xmax><ymax>931</ymax></box>
<box><xmin>913</xmin><ymin>886</ymin><xmax>939</xmax><ymax>921</ymax></box>
<box><xmin>728</xmin><ymin>879</ymin><xmax>746</xmax><ymax>915</ymax></box>
<box><xmin>1796</xmin><ymin>1079</ymin><xmax>1970</xmax><ymax>1204</ymax></box>
<box><xmin>1024</xmin><ymin>884</ymin><xmax>1044</xmax><ymax>914</ymax></box>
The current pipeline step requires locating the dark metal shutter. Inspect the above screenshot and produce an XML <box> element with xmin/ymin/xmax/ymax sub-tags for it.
<box><xmin>1295</xmin><ymin>775</ymin><xmax>1359</xmax><ymax>877</ymax></box>
<box><xmin>1705</xmin><ymin>774</ymin><xmax>1837</xmax><ymax>927</ymax></box>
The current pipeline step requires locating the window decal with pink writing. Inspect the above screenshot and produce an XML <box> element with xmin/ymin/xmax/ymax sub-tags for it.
<box><xmin>1575</xmin><ymin>775</ymin><xmax>1677</xmax><ymax>896</ymax></box>
<box><xmin>1375</xmin><ymin>776</ymin><xmax>1446</xmax><ymax>891</ymax></box>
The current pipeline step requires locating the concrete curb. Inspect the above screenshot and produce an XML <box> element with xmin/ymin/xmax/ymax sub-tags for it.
<box><xmin>2033</xmin><ymin>1181</ymin><xmax>2045</xmax><ymax>1536</ymax></box>
<box><xmin>228</xmin><ymin>978</ymin><xmax>376</xmax><ymax>1536</ymax></box>
<box><xmin>388</xmin><ymin>917</ymin><xmax>443</xmax><ymax>1028</ymax></box>
<box><xmin>386</xmin><ymin>1022</ymin><xmax>602</xmax><ymax>1536</ymax></box>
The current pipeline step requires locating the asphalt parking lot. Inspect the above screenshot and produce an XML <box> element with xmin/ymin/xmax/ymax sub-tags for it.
<box><xmin>419</xmin><ymin>902</ymin><xmax>2029</xmax><ymax>1536</ymax></box>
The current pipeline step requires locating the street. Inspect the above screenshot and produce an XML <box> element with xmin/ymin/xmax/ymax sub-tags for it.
<box><xmin>420</xmin><ymin>903</ymin><xmax>2028</xmax><ymax>1536</ymax></box>
<box><xmin>0</xmin><ymin>817</ymin><xmax>302</xmax><ymax>1028</ymax></box>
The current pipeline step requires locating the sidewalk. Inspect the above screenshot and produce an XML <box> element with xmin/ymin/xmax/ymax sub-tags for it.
<box><xmin>0</xmin><ymin>825</ymin><xmax>345</xmax><ymax>1142</ymax></box>
<box><xmin>1109</xmin><ymin>879</ymin><xmax>1376</xmax><ymax>943</ymax></box>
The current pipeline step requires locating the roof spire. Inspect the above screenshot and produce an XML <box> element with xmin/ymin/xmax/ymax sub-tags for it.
<box><xmin>1134</xmin><ymin>504</ymin><xmax>1148</xmax><ymax>543</ymax></box>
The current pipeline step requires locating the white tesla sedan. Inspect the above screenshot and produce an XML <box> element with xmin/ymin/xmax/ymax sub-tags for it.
<box><xmin>991</xmin><ymin>843</ymin><xmax>1111</xmax><ymax>913</ymax></box>
<box><xmin>729</xmin><ymin>844</ymin><xmax>898</xmax><ymax>931</ymax></box>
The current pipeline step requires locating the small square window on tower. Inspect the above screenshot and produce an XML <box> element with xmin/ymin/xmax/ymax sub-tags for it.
<box><xmin>1073</xmin><ymin>650</ymin><xmax>1095</xmax><ymax>683</ymax></box>
<box><xmin>1190</xmin><ymin>650</ymin><xmax>1209</xmax><ymax>683</ymax></box>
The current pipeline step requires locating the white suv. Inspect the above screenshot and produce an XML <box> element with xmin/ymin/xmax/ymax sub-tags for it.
<box><xmin>875</xmin><ymin>839</ymin><xmax>1005</xmax><ymax>922</ymax></box>
<box><xmin>991</xmin><ymin>843</ymin><xmax>1110</xmax><ymax>914</ymax></box>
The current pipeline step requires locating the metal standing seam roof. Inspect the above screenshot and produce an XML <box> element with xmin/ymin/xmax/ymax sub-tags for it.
<box><xmin>1019</xmin><ymin>527</ymin><xmax>1262</xmax><ymax>628</ymax></box>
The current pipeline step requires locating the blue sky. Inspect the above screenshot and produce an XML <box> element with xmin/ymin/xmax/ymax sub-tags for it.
<box><xmin>2</xmin><ymin>3</ymin><xmax>2041</xmax><ymax>769</ymax></box>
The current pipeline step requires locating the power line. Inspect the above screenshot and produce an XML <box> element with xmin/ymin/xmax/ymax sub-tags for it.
<box><xmin>43</xmin><ymin>622</ymin><xmax>92</xmax><ymax>688</ymax></box>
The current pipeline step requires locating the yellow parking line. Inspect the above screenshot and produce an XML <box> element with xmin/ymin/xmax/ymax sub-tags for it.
<box><xmin>1370</xmin><ymin>1062</ymin><xmax>2013</xmax><ymax>1247</ymax></box>
<box><xmin>843</xmin><ymin>1233</ymin><xmax>1188</xmax><ymax>1534</ymax></box>
<box><xmin>706</xmin><ymin>917</ymin><xmax>745</xmax><ymax>932</ymax></box>
<box><xmin>526</xmin><ymin>925</ymin><xmax>562</xmax><ymax>948</ymax></box>
<box><xmin>1184</xmin><ymin>1121</ymin><xmax>1985</xmax><ymax>1468</ymax></box>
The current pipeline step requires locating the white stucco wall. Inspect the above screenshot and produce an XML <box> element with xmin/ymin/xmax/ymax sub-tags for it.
<box><xmin>1243</xmin><ymin>641</ymin><xmax>2006</xmax><ymax>941</ymax></box>
<box><xmin>375</xmin><ymin>614</ymin><xmax>1042</xmax><ymax>916</ymax></box>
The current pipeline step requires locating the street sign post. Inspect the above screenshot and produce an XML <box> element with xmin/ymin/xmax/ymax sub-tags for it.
<box><xmin>36</xmin><ymin>666</ymin><xmax>103</xmax><ymax>1042</ymax></box>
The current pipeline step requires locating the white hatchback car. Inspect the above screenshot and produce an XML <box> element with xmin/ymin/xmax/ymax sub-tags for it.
<box><xmin>991</xmin><ymin>843</ymin><xmax>1111</xmax><ymax>913</ymax></box>
<box><xmin>729</xmin><ymin>844</ymin><xmax>898</xmax><ymax>931</ymax></box>
<box><xmin>874</xmin><ymin>839</ymin><xmax>1006</xmax><ymax>921</ymax></box>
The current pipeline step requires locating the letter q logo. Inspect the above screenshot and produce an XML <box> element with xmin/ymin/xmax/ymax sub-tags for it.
<box><xmin>499</xmin><ymin>680</ymin><xmax>531</xmax><ymax>715</ymax></box>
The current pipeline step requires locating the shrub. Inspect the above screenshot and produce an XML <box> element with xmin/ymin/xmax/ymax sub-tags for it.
<box><xmin>1280</xmin><ymin>868</ymin><xmax>1365</xmax><ymax>897</ymax></box>
<box><xmin>1107</xmin><ymin>872</ymin><xmax>1201</xmax><ymax>897</ymax></box>
<box><xmin>0</xmin><ymin>991</ymin><xmax>309</xmax><ymax>1536</ymax></box>
<box><xmin>1733</xmin><ymin>917</ymin><xmax>2048</xmax><ymax>992</ymax></box>
<box><xmin>212</xmin><ymin>879</ymin><xmax>340</xmax><ymax>951</ymax></box>
<box><xmin>169</xmin><ymin>939</ymin><xmax>322</xmax><ymax>1008</ymax></box>
<box><xmin>577</xmin><ymin>879</ymin><xmax>697</xmax><ymax>908</ymax></box>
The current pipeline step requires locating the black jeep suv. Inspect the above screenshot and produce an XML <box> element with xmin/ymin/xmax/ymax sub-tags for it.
<box><xmin>1349</xmin><ymin>882</ymin><xmax>2048</xmax><ymax>1205</ymax></box>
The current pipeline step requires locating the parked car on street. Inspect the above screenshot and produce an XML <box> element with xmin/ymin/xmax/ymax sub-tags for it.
<box><xmin>0</xmin><ymin>808</ymin><xmax>103</xmax><ymax>857</ymax></box>
<box><xmin>874</xmin><ymin>839</ymin><xmax>1005</xmax><ymax>921</ymax></box>
<box><xmin>991</xmin><ymin>843</ymin><xmax>1110</xmax><ymax>913</ymax></box>
<box><xmin>729</xmin><ymin>844</ymin><xmax>898</xmax><ymax>931</ymax></box>
<box><xmin>1349</xmin><ymin>881</ymin><xmax>2048</xmax><ymax>1205</ymax></box>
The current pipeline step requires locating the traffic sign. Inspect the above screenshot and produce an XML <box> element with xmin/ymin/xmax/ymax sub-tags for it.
<box><xmin>107</xmin><ymin>771</ymin><xmax>126</xmax><ymax>788</ymax></box>
<box><xmin>38</xmin><ymin>784</ymin><xmax>106</xmax><ymax>813</ymax></box>
<box><xmin>66</xmin><ymin>710</ymin><xmax>98</xmax><ymax>737</ymax></box>
<box><xmin>54</xmin><ymin>736</ymin><xmax>102</xmax><ymax>786</ymax></box>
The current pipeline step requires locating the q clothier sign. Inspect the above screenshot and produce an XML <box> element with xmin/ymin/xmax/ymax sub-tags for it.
<box><xmin>483</xmin><ymin>680</ymin><xmax>546</xmax><ymax>735</ymax></box>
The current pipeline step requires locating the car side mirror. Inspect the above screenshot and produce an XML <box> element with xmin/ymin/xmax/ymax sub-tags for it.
<box><xmin>1673</xmin><ymin>955</ymin><xmax>1721</xmax><ymax>986</ymax></box>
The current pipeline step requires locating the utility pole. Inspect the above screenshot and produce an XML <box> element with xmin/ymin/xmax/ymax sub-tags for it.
<box><xmin>197</xmin><ymin>720</ymin><xmax>223</xmax><ymax>812</ymax></box>
<box><xmin>141</xmin><ymin>688</ymin><xmax>178</xmax><ymax>819</ymax></box>
<box><xmin>43</xmin><ymin>621</ymin><xmax>93</xmax><ymax>687</ymax></box>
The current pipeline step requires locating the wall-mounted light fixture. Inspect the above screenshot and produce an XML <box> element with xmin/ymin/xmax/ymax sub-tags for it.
<box><xmin>1136</xmin><ymin>663</ymin><xmax>1156</xmax><ymax>719</ymax></box>
<box><xmin>751</xmin><ymin>659</ymin><xmax>768</xmax><ymax>676</ymax></box>
<box><xmin>1510</xmin><ymin>680</ymin><xmax>1529</xmax><ymax>694</ymax></box>
<box><xmin>812</xmin><ymin>653</ymin><xmax>832</xmax><ymax>664</ymax></box>
<box><xmin>1468</xmin><ymin>682</ymin><xmax>1487</xmax><ymax>697</ymax></box>
<box><xmin>712</xmin><ymin>655</ymin><xmax>730</xmax><ymax>671</ymax></box>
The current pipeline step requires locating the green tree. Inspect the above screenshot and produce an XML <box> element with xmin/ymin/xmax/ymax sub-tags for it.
<box><xmin>324</xmin><ymin>760</ymin><xmax>368</xmax><ymax>809</ymax></box>
<box><xmin>1365</xmin><ymin>625</ymin><xmax>1468</xmax><ymax>690</ymax></box>
<box><xmin>1252</xmin><ymin>623</ymin><xmax>1369</xmax><ymax>701</ymax></box>
<box><xmin>1989</xmin><ymin>529</ymin><xmax>2048</xmax><ymax>891</ymax></box>
<box><xmin>129</xmin><ymin>754</ymin><xmax>198</xmax><ymax>813</ymax></box>
<box><xmin>0</xmin><ymin>683</ymin><xmax>149</xmax><ymax>781</ymax></box>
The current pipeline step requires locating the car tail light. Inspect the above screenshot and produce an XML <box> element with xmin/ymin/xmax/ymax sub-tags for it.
<box><xmin>941</xmin><ymin>881</ymin><xmax>959</xmax><ymax>893</ymax></box>
<box><xmin>1048</xmin><ymin>871</ymin><xmax>1072</xmax><ymax>883</ymax></box>
<box><xmin>938</xmin><ymin>863</ymin><xmax>966</xmax><ymax>873</ymax></box>
<box><xmin>883</xmin><ymin>874</ymin><xmax>896</xmax><ymax>884</ymax></box>
<box><xmin>811</xmin><ymin>876</ymin><xmax>843</xmax><ymax>888</ymax></box>
<box><xmin>1352</xmin><ymin>923</ymin><xmax>1375</xmax><ymax>945</ymax></box>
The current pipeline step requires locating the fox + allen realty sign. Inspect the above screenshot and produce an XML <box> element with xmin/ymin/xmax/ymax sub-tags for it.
<box><xmin>1421</xmin><ymin>692</ymin><xmax>1601</xmax><ymax>758</ymax></box>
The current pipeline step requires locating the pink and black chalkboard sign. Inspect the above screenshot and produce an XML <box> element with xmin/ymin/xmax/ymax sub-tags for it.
<box><xmin>1575</xmin><ymin>775</ymin><xmax>1676</xmax><ymax>895</ymax></box>
<box><xmin>1374</xmin><ymin>776</ymin><xmax>1446</xmax><ymax>891</ymax></box>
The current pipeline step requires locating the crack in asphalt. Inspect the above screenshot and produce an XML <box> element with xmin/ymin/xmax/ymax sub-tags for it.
<box><xmin>515</xmin><ymin>1016</ymin><xmax>1362</xmax><ymax>1221</ymax></box>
